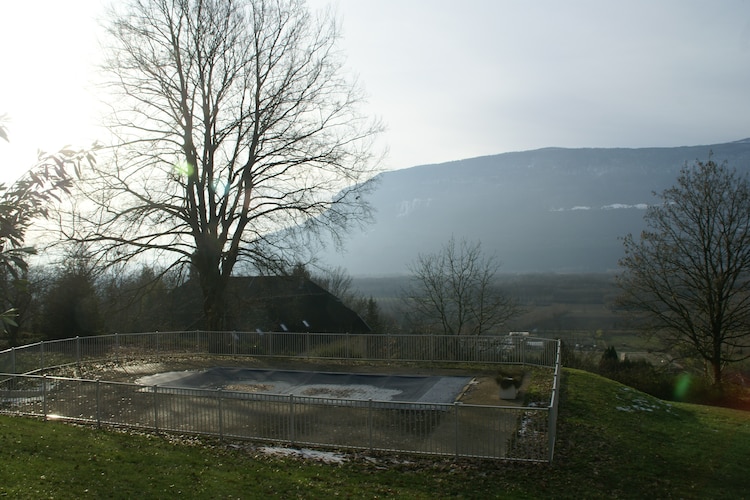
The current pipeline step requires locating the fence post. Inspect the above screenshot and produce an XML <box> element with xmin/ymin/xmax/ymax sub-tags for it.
<box><xmin>10</xmin><ymin>347</ymin><xmax>15</xmax><ymax>374</ymax></box>
<box><xmin>42</xmin><ymin>375</ymin><xmax>48</xmax><ymax>421</ymax></box>
<box><xmin>454</xmin><ymin>402</ymin><xmax>460</xmax><ymax>458</ymax></box>
<box><xmin>368</xmin><ymin>399</ymin><xmax>373</xmax><ymax>453</ymax></box>
<box><xmin>547</xmin><ymin>404</ymin><xmax>555</xmax><ymax>463</ymax></box>
<box><xmin>288</xmin><ymin>394</ymin><xmax>295</xmax><ymax>446</ymax></box>
<box><xmin>96</xmin><ymin>380</ymin><xmax>101</xmax><ymax>429</ymax></box>
<box><xmin>40</xmin><ymin>341</ymin><xmax>45</xmax><ymax>372</ymax></box>
<box><xmin>217</xmin><ymin>389</ymin><xmax>224</xmax><ymax>441</ymax></box>
<box><xmin>548</xmin><ymin>341</ymin><xmax>562</xmax><ymax>462</ymax></box>
<box><xmin>114</xmin><ymin>333</ymin><xmax>119</xmax><ymax>365</ymax></box>
<box><xmin>153</xmin><ymin>385</ymin><xmax>159</xmax><ymax>432</ymax></box>
<box><xmin>386</xmin><ymin>331</ymin><xmax>391</xmax><ymax>361</ymax></box>
<box><xmin>76</xmin><ymin>336</ymin><xmax>81</xmax><ymax>365</ymax></box>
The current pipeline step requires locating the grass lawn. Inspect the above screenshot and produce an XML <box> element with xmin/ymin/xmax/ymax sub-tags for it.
<box><xmin>1</xmin><ymin>368</ymin><xmax>748</xmax><ymax>499</ymax></box>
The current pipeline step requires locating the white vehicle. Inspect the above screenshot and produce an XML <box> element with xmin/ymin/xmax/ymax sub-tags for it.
<box><xmin>508</xmin><ymin>331</ymin><xmax>529</xmax><ymax>337</ymax></box>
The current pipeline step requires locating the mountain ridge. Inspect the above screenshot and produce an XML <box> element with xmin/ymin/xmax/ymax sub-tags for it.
<box><xmin>322</xmin><ymin>140</ymin><xmax>750</xmax><ymax>276</ymax></box>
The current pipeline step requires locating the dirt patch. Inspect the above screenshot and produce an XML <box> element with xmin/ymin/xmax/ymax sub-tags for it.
<box><xmin>301</xmin><ymin>387</ymin><xmax>361</xmax><ymax>398</ymax></box>
<box><xmin>225</xmin><ymin>383</ymin><xmax>273</xmax><ymax>393</ymax></box>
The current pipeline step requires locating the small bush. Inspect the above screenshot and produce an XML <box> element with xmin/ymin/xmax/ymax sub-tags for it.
<box><xmin>599</xmin><ymin>358</ymin><xmax>674</xmax><ymax>400</ymax></box>
<box><xmin>495</xmin><ymin>367</ymin><xmax>525</xmax><ymax>389</ymax></box>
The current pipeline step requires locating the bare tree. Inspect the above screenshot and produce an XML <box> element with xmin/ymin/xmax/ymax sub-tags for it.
<box><xmin>63</xmin><ymin>0</ymin><xmax>381</xmax><ymax>330</ymax></box>
<box><xmin>406</xmin><ymin>237</ymin><xmax>518</xmax><ymax>335</ymax></box>
<box><xmin>313</xmin><ymin>266</ymin><xmax>354</xmax><ymax>303</ymax></box>
<box><xmin>617</xmin><ymin>158</ymin><xmax>750</xmax><ymax>390</ymax></box>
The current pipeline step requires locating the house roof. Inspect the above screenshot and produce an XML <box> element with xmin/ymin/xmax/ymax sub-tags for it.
<box><xmin>167</xmin><ymin>275</ymin><xmax>371</xmax><ymax>333</ymax></box>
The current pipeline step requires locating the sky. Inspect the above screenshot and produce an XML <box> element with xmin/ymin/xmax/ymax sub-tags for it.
<box><xmin>1</xmin><ymin>0</ymin><xmax>750</xmax><ymax>183</ymax></box>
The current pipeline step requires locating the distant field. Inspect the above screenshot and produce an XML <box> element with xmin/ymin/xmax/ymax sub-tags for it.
<box><xmin>354</xmin><ymin>273</ymin><xmax>651</xmax><ymax>351</ymax></box>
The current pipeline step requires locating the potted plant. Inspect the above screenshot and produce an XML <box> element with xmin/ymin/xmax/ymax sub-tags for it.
<box><xmin>495</xmin><ymin>370</ymin><xmax>524</xmax><ymax>400</ymax></box>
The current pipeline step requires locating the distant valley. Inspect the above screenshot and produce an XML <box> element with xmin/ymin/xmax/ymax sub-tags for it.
<box><xmin>322</xmin><ymin>139</ymin><xmax>750</xmax><ymax>276</ymax></box>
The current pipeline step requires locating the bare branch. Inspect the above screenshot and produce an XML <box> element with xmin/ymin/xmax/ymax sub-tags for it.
<box><xmin>405</xmin><ymin>237</ymin><xmax>519</xmax><ymax>335</ymax></box>
<box><xmin>616</xmin><ymin>157</ymin><xmax>750</xmax><ymax>388</ymax></box>
<box><xmin>62</xmin><ymin>0</ymin><xmax>382</xmax><ymax>330</ymax></box>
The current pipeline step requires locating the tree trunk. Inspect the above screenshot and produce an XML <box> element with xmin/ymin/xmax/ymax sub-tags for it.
<box><xmin>192</xmin><ymin>240</ymin><xmax>227</xmax><ymax>331</ymax></box>
<box><xmin>6</xmin><ymin>321</ymin><xmax>20</xmax><ymax>347</ymax></box>
<box><xmin>711</xmin><ymin>345</ymin><xmax>723</xmax><ymax>395</ymax></box>
<box><xmin>201</xmin><ymin>278</ymin><xmax>226</xmax><ymax>331</ymax></box>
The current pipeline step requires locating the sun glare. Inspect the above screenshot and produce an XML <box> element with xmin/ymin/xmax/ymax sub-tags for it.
<box><xmin>0</xmin><ymin>0</ymin><xmax>104</xmax><ymax>183</ymax></box>
<box><xmin>173</xmin><ymin>160</ymin><xmax>195</xmax><ymax>178</ymax></box>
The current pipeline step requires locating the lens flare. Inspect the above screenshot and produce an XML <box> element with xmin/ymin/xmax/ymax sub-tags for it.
<box><xmin>212</xmin><ymin>178</ymin><xmax>229</xmax><ymax>198</ymax></box>
<box><xmin>674</xmin><ymin>372</ymin><xmax>692</xmax><ymax>401</ymax></box>
<box><xmin>173</xmin><ymin>160</ymin><xmax>195</xmax><ymax>177</ymax></box>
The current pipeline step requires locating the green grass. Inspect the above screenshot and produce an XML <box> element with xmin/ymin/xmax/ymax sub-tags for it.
<box><xmin>1</xmin><ymin>369</ymin><xmax>749</xmax><ymax>499</ymax></box>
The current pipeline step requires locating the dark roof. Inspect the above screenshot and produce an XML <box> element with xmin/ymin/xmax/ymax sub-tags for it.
<box><xmin>166</xmin><ymin>276</ymin><xmax>371</xmax><ymax>333</ymax></box>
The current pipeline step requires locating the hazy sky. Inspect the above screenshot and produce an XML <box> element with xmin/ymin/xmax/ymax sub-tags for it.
<box><xmin>2</xmin><ymin>0</ymin><xmax>749</xmax><ymax>182</ymax></box>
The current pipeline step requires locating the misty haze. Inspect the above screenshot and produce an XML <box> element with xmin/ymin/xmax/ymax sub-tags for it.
<box><xmin>322</xmin><ymin>139</ymin><xmax>750</xmax><ymax>276</ymax></box>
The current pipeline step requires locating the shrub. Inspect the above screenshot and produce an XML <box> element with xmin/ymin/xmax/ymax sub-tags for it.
<box><xmin>495</xmin><ymin>367</ymin><xmax>525</xmax><ymax>389</ymax></box>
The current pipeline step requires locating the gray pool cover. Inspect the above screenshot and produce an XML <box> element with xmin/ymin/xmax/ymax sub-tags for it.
<box><xmin>136</xmin><ymin>367</ymin><xmax>472</xmax><ymax>404</ymax></box>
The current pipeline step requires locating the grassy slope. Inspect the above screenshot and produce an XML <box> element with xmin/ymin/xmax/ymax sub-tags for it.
<box><xmin>0</xmin><ymin>369</ymin><xmax>748</xmax><ymax>499</ymax></box>
<box><xmin>548</xmin><ymin>370</ymin><xmax>749</xmax><ymax>498</ymax></box>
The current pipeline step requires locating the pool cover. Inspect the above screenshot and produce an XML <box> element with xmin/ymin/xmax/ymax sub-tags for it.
<box><xmin>136</xmin><ymin>367</ymin><xmax>473</xmax><ymax>404</ymax></box>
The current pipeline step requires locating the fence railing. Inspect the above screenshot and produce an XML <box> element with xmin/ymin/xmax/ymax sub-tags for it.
<box><xmin>0</xmin><ymin>331</ymin><xmax>562</xmax><ymax>462</ymax></box>
<box><xmin>0</xmin><ymin>331</ymin><xmax>559</xmax><ymax>373</ymax></box>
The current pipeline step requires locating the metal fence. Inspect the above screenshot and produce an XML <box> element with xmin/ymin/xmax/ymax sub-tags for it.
<box><xmin>0</xmin><ymin>331</ymin><xmax>561</xmax><ymax>462</ymax></box>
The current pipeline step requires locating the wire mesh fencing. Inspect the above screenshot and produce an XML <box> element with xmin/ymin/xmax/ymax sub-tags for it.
<box><xmin>0</xmin><ymin>331</ymin><xmax>561</xmax><ymax>462</ymax></box>
<box><xmin>0</xmin><ymin>331</ymin><xmax>559</xmax><ymax>371</ymax></box>
<box><xmin>0</xmin><ymin>373</ymin><xmax>552</xmax><ymax>461</ymax></box>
